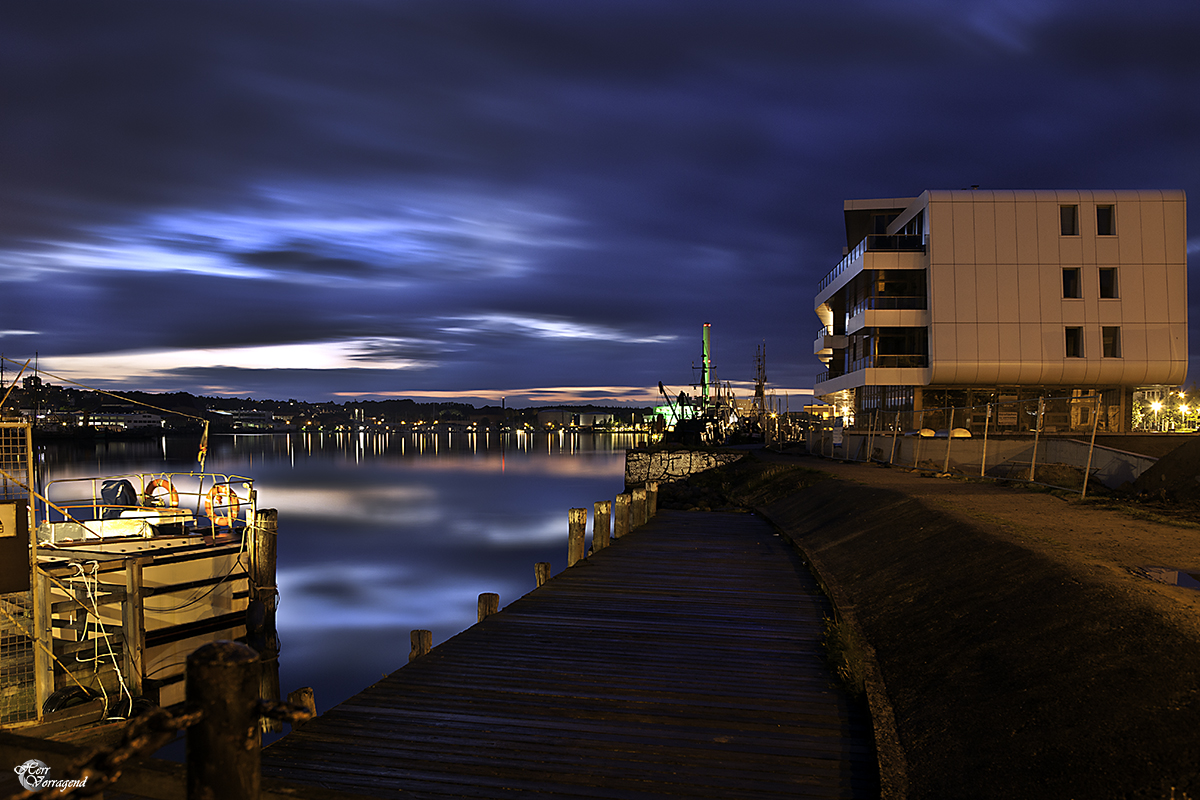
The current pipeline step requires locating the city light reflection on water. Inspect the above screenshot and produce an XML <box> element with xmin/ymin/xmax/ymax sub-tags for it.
<box><xmin>37</xmin><ymin>429</ymin><xmax>645</xmax><ymax>716</ymax></box>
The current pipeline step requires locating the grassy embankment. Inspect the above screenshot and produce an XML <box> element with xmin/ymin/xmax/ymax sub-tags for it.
<box><xmin>658</xmin><ymin>453</ymin><xmax>1200</xmax><ymax>800</ymax></box>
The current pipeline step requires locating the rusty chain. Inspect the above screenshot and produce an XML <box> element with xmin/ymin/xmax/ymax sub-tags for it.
<box><xmin>8</xmin><ymin>706</ymin><xmax>202</xmax><ymax>800</ymax></box>
<box><xmin>256</xmin><ymin>698</ymin><xmax>315</xmax><ymax>726</ymax></box>
<box><xmin>7</xmin><ymin>698</ymin><xmax>312</xmax><ymax>800</ymax></box>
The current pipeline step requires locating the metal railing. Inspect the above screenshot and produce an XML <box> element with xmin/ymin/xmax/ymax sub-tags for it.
<box><xmin>847</xmin><ymin>354</ymin><xmax>929</xmax><ymax>372</ymax></box>
<box><xmin>817</xmin><ymin>234</ymin><xmax>927</xmax><ymax>294</ymax></box>
<box><xmin>41</xmin><ymin>472</ymin><xmax>257</xmax><ymax>537</ymax></box>
<box><xmin>847</xmin><ymin>295</ymin><xmax>927</xmax><ymax>319</ymax></box>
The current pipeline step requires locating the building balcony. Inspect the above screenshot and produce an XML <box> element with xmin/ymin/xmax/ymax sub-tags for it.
<box><xmin>813</xmin><ymin>326</ymin><xmax>848</xmax><ymax>356</ymax></box>
<box><xmin>816</xmin><ymin>234</ymin><xmax>926</xmax><ymax>299</ymax></box>
<box><xmin>814</xmin><ymin>356</ymin><xmax>931</xmax><ymax>397</ymax></box>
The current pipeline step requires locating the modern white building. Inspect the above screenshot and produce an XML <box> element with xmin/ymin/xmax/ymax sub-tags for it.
<box><xmin>813</xmin><ymin>190</ymin><xmax>1187</xmax><ymax>433</ymax></box>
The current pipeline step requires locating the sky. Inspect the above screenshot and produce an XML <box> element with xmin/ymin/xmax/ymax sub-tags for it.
<box><xmin>1</xmin><ymin>0</ymin><xmax>1198</xmax><ymax>406</ymax></box>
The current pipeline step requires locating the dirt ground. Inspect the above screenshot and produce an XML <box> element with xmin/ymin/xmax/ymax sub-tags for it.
<box><xmin>661</xmin><ymin>449</ymin><xmax>1200</xmax><ymax>799</ymax></box>
<box><xmin>795</xmin><ymin>454</ymin><xmax>1200</xmax><ymax>642</ymax></box>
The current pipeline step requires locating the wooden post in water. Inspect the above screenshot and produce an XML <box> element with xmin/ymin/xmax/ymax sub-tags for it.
<box><xmin>534</xmin><ymin>562</ymin><xmax>551</xmax><ymax>587</ymax></box>
<box><xmin>121</xmin><ymin>558</ymin><xmax>146</xmax><ymax>699</ymax></box>
<box><xmin>567</xmin><ymin>508</ymin><xmax>587</xmax><ymax>566</ymax></box>
<box><xmin>477</xmin><ymin>592</ymin><xmax>499</xmax><ymax>622</ymax></box>
<box><xmin>186</xmin><ymin>641</ymin><xmax>260</xmax><ymax>800</ymax></box>
<box><xmin>613</xmin><ymin>493</ymin><xmax>631</xmax><ymax>538</ymax></box>
<box><xmin>250</xmin><ymin>509</ymin><xmax>278</xmax><ymax>632</ymax></box>
<box><xmin>631</xmin><ymin>487</ymin><xmax>647</xmax><ymax>529</ymax></box>
<box><xmin>409</xmin><ymin>630</ymin><xmax>432</xmax><ymax>661</ymax></box>
<box><xmin>592</xmin><ymin>501</ymin><xmax>611</xmax><ymax>552</ymax></box>
<box><xmin>646</xmin><ymin>482</ymin><xmax>658</xmax><ymax>517</ymax></box>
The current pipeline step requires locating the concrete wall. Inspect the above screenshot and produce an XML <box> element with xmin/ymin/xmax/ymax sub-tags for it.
<box><xmin>624</xmin><ymin>450</ymin><xmax>745</xmax><ymax>487</ymax></box>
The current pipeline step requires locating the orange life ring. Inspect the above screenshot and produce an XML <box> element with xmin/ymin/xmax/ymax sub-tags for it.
<box><xmin>204</xmin><ymin>485</ymin><xmax>240</xmax><ymax>527</ymax></box>
<box><xmin>144</xmin><ymin>478</ymin><xmax>179</xmax><ymax>508</ymax></box>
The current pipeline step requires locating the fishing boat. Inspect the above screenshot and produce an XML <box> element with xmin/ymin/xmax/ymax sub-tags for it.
<box><xmin>0</xmin><ymin>417</ymin><xmax>279</xmax><ymax>738</ymax></box>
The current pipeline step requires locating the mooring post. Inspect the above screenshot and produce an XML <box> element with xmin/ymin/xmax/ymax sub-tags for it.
<box><xmin>631</xmin><ymin>487</ymin><xmax>646</xmax><ymax>529</ymax></box>
<box><xmin>250</xmin><ymin>509</ymin><xmax>278</xmax><ymax>633</ymax></box>
<box><xmin>592</xmin><ymin>501</ymin><xmax>611</xmax><ymax>552</ymax></box>
<box><xmin>534</xmin><ymin>562</ymin><xmax>551</xmax><ymax>587</ymax></box>
<box><xmin>121</xmin><ymin>557</ymin><xmax>146</xmax><ymax>699</ymax></box>
<box><xmin>613</xmin><ymin>493</ymin><xmax>631</xmax><ymax>538</ymax></box>
<box><xmin>567</xmin><ymin>508</ymin><xmax>587</xmax><ymax>566</ymax></box>
<box><xmin>186</xmin><ymin>641</ymin><xmax>261</xmax><ymax>800</ymax></box>
<box><xmin>645</xmin><ymin>482</ymin><xmax>658</xmax><ymax>517</ymax></box>
<box><xmin>478</xmin><ymin>592</ymin><xmax>499</xmax><ymax>622</ymax></box>
<box><xmin>409</xmin><ymin>629</ymin><xmax>432</xmax><ymax>661</ymax></box>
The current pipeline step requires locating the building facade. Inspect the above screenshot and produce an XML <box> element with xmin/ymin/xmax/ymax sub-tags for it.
<box><xmin>813</xmin><ymin>190</ymin><xmax>1187</xmax><ymax>433</ymax></box>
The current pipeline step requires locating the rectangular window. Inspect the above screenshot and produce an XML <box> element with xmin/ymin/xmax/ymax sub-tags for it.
<box><xmin>1099</xmin><ymin>267</ymin><xmax>1118</xmax><ymax>298</ymax></box>
<box><xmin>1060</xmin><ymin>204</ymin><xmax>1079</xmax><ymax>236</ymax></box>
<box><xmin>1062</xmin><ymin>267</ymin><xmax>1081</xmax><ymax>298</ymax></box>
<box><xmin>1065</xmin><ymin>327</ymin><xmax>1083</xmax><ymax>358</ymax></box>
<box><xmin>1096</xmin><ymin>205</ymin><xmax>1116</xmax><ymax>236</ymax></box>
<box><xmin>1102</xmin><ymin>326</ymin><xmax>1121</xmax><ymax>358</ymax></box>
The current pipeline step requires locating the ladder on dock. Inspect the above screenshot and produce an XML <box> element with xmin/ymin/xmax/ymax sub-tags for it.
<box><xmin>262</xmin><ymin>510</ymin><xmax>878</xmax><ymax>799</ymax></box>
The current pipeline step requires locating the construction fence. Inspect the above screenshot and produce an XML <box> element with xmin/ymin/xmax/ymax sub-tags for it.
<box><xmin>769</xmin><ymin>395</ymin><xmax>1155</xmax><ymax>495</ymax></box>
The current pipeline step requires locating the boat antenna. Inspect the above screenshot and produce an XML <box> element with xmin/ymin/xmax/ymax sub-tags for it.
<box><xmin>197</xmin><ymin>420</ymin><xmax>209</xmax><ymax>473</ymax></box>
<box><xmin>0</xmin><ymin>358</ymin><xmax>31</xmax><ymax>412</ymax></box>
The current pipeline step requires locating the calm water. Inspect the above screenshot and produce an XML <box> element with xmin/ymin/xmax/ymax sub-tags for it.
<box><xmin>37</xmin><ymin>430</ymin><xmax>641</xmax><ymax>716</ymax></box>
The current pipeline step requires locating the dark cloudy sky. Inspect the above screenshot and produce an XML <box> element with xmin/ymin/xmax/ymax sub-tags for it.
<box><xmin>2</xmin><ymin>1</ymin><xmax>1197</xmax><ymax>405</ymax></box>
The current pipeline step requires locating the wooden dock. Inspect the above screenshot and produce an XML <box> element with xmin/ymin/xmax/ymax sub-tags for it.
<box><xmin>261</xmin><ymin>510</ymin><xmax>879</xmax><ymax>799</ymax></box>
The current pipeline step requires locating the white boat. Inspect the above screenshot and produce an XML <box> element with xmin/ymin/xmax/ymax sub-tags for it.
<box><xmin>1</xmin><ymin>423</ymin><xmax>278</xmax><ymax>732</ymax></box>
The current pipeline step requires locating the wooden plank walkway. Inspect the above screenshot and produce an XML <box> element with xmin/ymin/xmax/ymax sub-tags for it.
<box><xmin>261</xmin><ymin>510</ymin><xmax>879</xmax><ymax>799</ymax></box>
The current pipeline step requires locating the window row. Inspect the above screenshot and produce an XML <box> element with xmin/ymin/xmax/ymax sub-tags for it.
<box><xmin>1062</xmin><ymin>267</ymin><xmax>1118</xmax><ymax>298</ymax></box>
<box><xmin>1060</xmin><ymin>204</ymin><xmax>1116</xmax><ymax>236</ymax></box>
<box><xmin>1064</xmin><ymin>326</ymin><xmax>1121</xmax><ymax>358</ymax></box>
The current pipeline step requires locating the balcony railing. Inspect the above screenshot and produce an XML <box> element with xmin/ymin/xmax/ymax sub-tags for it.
<box><xmin>847</xmin><ymin>354</ymin><xmax>928</xmax><ymax>372</ymax></box>
<box><xmin>817</xmin><ymin>234</ymin><xmax>927</xmax><ymax>294</ymax></box>
<box><xmin>847</xmin><ymin>295</ymin><xmax>927</xmax><ymax>319</ymax></box>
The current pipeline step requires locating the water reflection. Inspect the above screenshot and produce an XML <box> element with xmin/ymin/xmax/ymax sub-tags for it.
<box><xmin>37</xmin><ymin>430</ymin><xmax>642</xmax><ymax>716</ymax></box>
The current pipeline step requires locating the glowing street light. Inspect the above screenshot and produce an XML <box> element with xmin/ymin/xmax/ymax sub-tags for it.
<box><xmin>1151</xmin><ymin>400</ymin><xmax>1163</xmax><ymax>431</ymax></box>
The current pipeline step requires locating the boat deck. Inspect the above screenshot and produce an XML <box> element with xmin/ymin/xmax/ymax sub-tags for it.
<box><xmin>262</xmin><ymin>510</ymin><xmax>878</xmax><ymax>799</ymax></box>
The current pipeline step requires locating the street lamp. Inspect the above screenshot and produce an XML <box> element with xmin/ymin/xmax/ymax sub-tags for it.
<box><xmin>1151</xmin><ymin>400</ymin><xmax>1163</xmax><ymax>431</ymax></box>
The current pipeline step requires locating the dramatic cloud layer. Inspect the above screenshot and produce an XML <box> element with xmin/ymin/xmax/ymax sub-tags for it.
<box><xmin>2</xmin><ymin>0</ymin><xmax>1197</xmax><ymax>402</ymax></box>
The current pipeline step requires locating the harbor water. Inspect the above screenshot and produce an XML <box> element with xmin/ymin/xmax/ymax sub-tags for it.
<box><xmin>36</xmin><ymin>429</ymin><xmax>642</xmax><ymax>718</ymax></box>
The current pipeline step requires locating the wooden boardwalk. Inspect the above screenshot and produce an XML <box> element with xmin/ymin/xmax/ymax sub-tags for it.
<box><xmin>261</xmin><ymin>510</ymin><xmax>878</xmax><ymax>799</ymax></box>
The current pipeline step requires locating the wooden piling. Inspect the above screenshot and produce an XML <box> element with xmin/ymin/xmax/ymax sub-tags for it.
<box><xmin>477</xmin><ymin>592</ymin><xmax>499</xmax><ymax>622</ymax></box>
<box><xmin>121</xmin><ymin>558</ymin><xmax>146</xmax><ymax>699</ymax></box>
<box><xmin>186</xmin><ymin>641</ymin><xmax>261</xmax><ymax>800</ymax></box>
<box><xmin>409</xmin><ymin>630</ymin><xmax>432</xmax><ymax>662</ymax></box>
<box><xmin>250</xmin><ymin>509</ymin><xmax>279</xmax><ymax>633</ymax></box>
<box><xmin>646</xmin><ymin>482</ymin><xmax>658</xmax><ymax>518</ymax></box>
<box><xmin>259</xmin><ymin>646</ymin><xmax>282</xmax><ymax>734</ymax></box>
<box><xmin>592</xmin><ymin>501</ymin><xmax>611</xmax><ymax>552</ymax></box>
<box><xmin>631</xmin><ymin>487</ymin><xmax>647</xmax><ymax>529</ymax></box>
<box><xmin>613</xmin><ymin>494</ymin><xmax>631</xmax><ymax>538</ymax></box>
<box><xmin>534</xmin><ymin>562</ymin><xmax>551</xmax><ymax>587</ymax></box>
<box><xmin>567</xmin><ymin>508</ymin><xmax>587</xmax><ymax>566</ymax></box>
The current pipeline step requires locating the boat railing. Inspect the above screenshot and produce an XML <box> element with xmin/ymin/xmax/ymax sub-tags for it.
<box><xmin>41</xmin><ymin>472</ymin><xmax>257</xmax><ymax>538</ymax></box>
